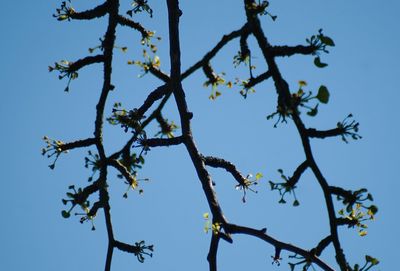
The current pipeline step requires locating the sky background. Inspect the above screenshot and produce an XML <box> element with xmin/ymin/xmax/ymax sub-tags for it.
<box><xmin>1</xmin><ymin>0</ymin><xmax>399</xmax><ymax>270</ymax></box>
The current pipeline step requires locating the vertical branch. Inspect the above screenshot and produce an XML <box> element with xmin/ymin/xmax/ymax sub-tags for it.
<box><xmin>93</xmin><ymin>0</ymin><xmax>120</xmax><ymax>270</ymax></box>
<box><xmin>207</xmin><ymin>234</ymin><xmax>220</xmax><ymax>271</ymax></box>
<box><xmin>242</xmin><ymin>1</ymin><xmax>348</xmax><ymax>269</ymax></box>
<box><xmin>166</xmin><ymin>0</ymin><xmax>227</xmax><ymax>225</ymax></box>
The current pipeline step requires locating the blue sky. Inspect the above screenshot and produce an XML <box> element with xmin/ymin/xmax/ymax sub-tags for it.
<box><xmin>1</xmin><ymin>0</ymin><xmax>399</xmax><ymax>270</ymax></box>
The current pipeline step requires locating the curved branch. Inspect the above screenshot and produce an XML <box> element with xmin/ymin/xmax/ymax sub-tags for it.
<box><xmin>202</xmin><ymin>155</ymin><xmax>247</xmax><ymax>186</ymax></box>
<box><xmin>70</xmin><ymin>2</ymin><xmax>109</xmax><ymax>20</ymax></box>
<box><xmin>314</xmin><ymin>235</ymin><xmax>333</xmax><ymax>257</ymax></box>
<box><xmin>225</xmin><ymin>223</ymin><xmax>335</xmax><ymax>271</ymax></box>
<box><xmin>69</xmin><ymin>55</ymin><xmax>105</xmax><ymax>72</ymax></box>
<box><xmin>243</xmin><ymin>1</ymin><xmax>348</xmax><ymax>269</ymax></box>
<box><xmin>136</xmin><ymin>84</ymin><xmax>169</xmax><ymax>117</ymax></box>
<box><xmin>117</xmin><ymin>15</ymin><xmax>149</xmax><ymax>38</ymax></box>
<box><xmin>182</xmin><ymin>23</ymin><xmax>249</xmax><ymax>79</ymax></box>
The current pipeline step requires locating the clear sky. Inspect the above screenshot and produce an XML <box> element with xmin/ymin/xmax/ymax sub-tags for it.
<box><xmin>1</xmin><ymin>0</ymin><xmax>399</xmax><ymax>270</ymax></box>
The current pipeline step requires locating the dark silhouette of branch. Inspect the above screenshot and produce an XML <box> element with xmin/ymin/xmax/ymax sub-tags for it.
<box><xmin>182</xmin><ymin>24</ymin><xmax>249</xmax><ymax>79</ymax></box>
<box><xmin>69</xmin><ymin>55</ymin><xmax>105</xmax><ymax>72</ymax></box>
<box><xmin>59</xmin><ymin>137</ymin><xmax>96</xmax><ymax>152</ymax></box>
<box><xmin>117</xmin><ymin>15</ymin><xmax>148</xmax><ymax>38</ymax></box>
<box><xmin>135</xmin><ymin>84</ymin><xmax>169</xmax><ymax>117</ymax></box>
<box><xmin>70</xmin><ymin>2</ymin><xmax>109</xmax><ymax>20</ymax></box>
<box><xmin>166</xmin><ymin>0</ymin><xmax>228</xmax><ymax>226</ymax></box>
<box><xmin>314</xmin><ymin>235</ymin><xmax>333</xmax><ymax>256</ymax></box>
<box><xmin>245</xmin><ymin>70</ymin><xmax>272</xmax><ymax>88</ymax></box>
<box><xmin>287</xmin><ymin>160</ymin><xmax>309</xmax><ymax>187</ymax></box>
<box><xmin>202</xmin><ymin>155</ymin><xmax>247</xmax><ymax>186</ymax></box>
<box><xmin>47</xmin><ymin>0</ymin><xmax>378</xmax><ymax>270</ymax></box>
<box><xmin>109</xmin><ymin>159</ymin><xmax>136</xmax><ymax>185</ymax></box>
<box><xmin>225</xmin><ymin>223</ymin><xmax>335</xmax><ymax>271</ymax></box>
<box><xmin>143</xmin><ymin>136</ymin><xmax>184</xmax><ymax>147</ymax></box>
<box><xmin>307</xmin><ymin>127</ymin><xmax>345</xmax><ymax>139</ymax></box>
<box><xmin>207</xmin><ymin>234</ymin><xmax>220</xmax><ymax>271</ymax></box>
<box><xmin>243</xmin><ymin>0</ymin><xmax>348</xmax><ymax>269</ymax></box>
<box><xmin>148</xmin><ymin>66</ymin><xmax>170</xmax><ymax>82</ymax></box>
<box><xmin>271</xmin><ymin>45</ymin><xmax>318</xmax><ymax>57</ymax></box>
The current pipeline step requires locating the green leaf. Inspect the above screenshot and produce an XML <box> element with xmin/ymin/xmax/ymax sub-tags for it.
<box><xmin>369</xmin><ymin>205</ymin><xmax>378</xmax><ymax>214</ymax></box>
<box><xmin>320</xmin><ymin>36</ymin><xmax>335</xmax><ymax>46</ymax></box>
<box><xmin>316</xmin><ymin>85</ymin><xmax>330</xmax><ymax>104</ymax></box>
<box><xmin>293</xmin><ymin>200</ymin><xmax>300</xmax><ymax>206</ymax></box>
<box><xmin>314</xmin><ymin>57</ymin><xmax>328</xmax><ymax>68</ymax></box>
<box><xmin>307</xmin><ymin>104</ymin><xmax>319</xmax><ymax>117</ymax></box>
<box><xmin>365</xmin><ymin>255</ymin><xmax>380</xmax><ymax>265</ymax></box>
<box><xmin>255</xmin><ymin>173</ymin><xmax>263</xmax><ymax>181</ymax></box>
<box><xmin>61</xmin><ymin>210</ymin><xmax>70</xmax><ymax>218</ymax></box>
<box><xmin>359</xmin><ymin>230</ymin><xmax>367</xmax><ymax>237</ymax></box>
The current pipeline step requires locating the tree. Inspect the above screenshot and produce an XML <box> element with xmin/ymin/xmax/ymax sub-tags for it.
<box><xmin>44</xmin><ymin>1</ymin><xmax>379</xmax><ymax>271</ymax></box>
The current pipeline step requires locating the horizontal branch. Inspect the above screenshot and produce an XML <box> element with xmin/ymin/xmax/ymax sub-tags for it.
<box><xmin>329</xmin><ymin>186</ymin><xmax>353</xmax><ymax>198</ymax></box>
<box><xmin>307</xmin><ymin>127</ymin><xmax>345</xmax><ymax>139</ymax></box>
<box><xmin>60</xmin><ymin>137</ymin><xmax>96</xmax><ymax>152</ymax></box>
<box><xmin>143</xmin><ymin>136</ymin><xmax>184</xmax><ymax>147</ymax></box>
<box><xmin>225</xmin><ymin>223</ymin><xmax>334</xmax><ymax>271</ymax></box>
<box><xmin>114</xmin><ymin>240</ymin><xmax>140</xmax><ymax>254</ymax></box>
<box><xmin>182</xmin><ymin>23</ymin><xmax>249</xmax><ymax>79</ymax></box>
<box><xmin>202</xmin><ymin>155</ymin><xmax>246</xmax><ymax>186</ymax></box>
<box><xmin>336</xmin><ymin>217</ymin><xmax>356</xmax><ymax>227</ymax></box>
<box><xmin>270</xmin><ymin>45</ymin><xmax>317</xmax><ymax>57</ymax></box>
<box><xmin>69</xmin><ymin>55</ymin><xmax>105</xmax><ymax>72</ymax></box>
<box><xmin>70</xmin><ymin>2</ymin><xmax>109</xmax><ymax>20</ymax></box>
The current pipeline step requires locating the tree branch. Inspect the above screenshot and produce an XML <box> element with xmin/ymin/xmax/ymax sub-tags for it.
<box><xmin>313</xmin><ymin>235</ymin><xmax>332</xmax><ymax>257</ymax></box>
<box><xmin>287</xmin><ymin>160</ymin><xmax>309</xmax><ymax>187</ymax></box>
<box><xmin>59</xmin><ymin>137</ymin><xmax>96</xmax><ymax>152</ymax></box>
<box><xmin>167</xmin><ymin>0</ymin><xmax>228</xmax><ymax>225</ymax></box>
<box><xmin>143</xmin><ymin>136</ymin><xmax>184</xmax><ymax>147</ymax></box>
<box><xmin>307</xmin><ymin>127</ymin><xmax>345</xmax><ymax>139</ymax></box>
<box><xmin>69</xmin><ymin>55</ymin><xmax>105</xmax><ymax>72</ymax></box>
<box><xmin>70</xmin><ymin>2</ymin><xmax>109</xmax><ymax>20</ymax></box>
<box><xmin>243</xmin><ymin>1</ymin><xmax>348</xmax><ymax>269</ymax></box>
<box><xmin>225</xmin><ymin>223</ymin><xmax>335</xmax><ymax>271</ymax></box>
<box><xmin>270</xmin><ymin>45</ymin><xmax>317</xmax><ymax>57</ymax></box>
<box><xmin>117</xmin><ymin>15</ymin><xmax>149</xmax><ymax>38</ymax></box>
<box><xmin>245</xmin><ymin>70</ymin><xmax>272</xmax><ymax>89</ymax></box>
<box><xmin>135</xmin><ymin>84</ymin><xmax>169</xmax><ymax>117</ymax></box>
<box><xmin>202</xmin><ymin>155</ymin><xmax>247</xmax><ymax>186</ymax></box>
<box><xmin>207</xmin><ymin>234</ymin><xmax>220</xmax><ymax>271</ymax></box>
<box><xmin>182</xmin><ymin>24</ymin><xmax>249</xmax><ymax>79</ymax></box>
